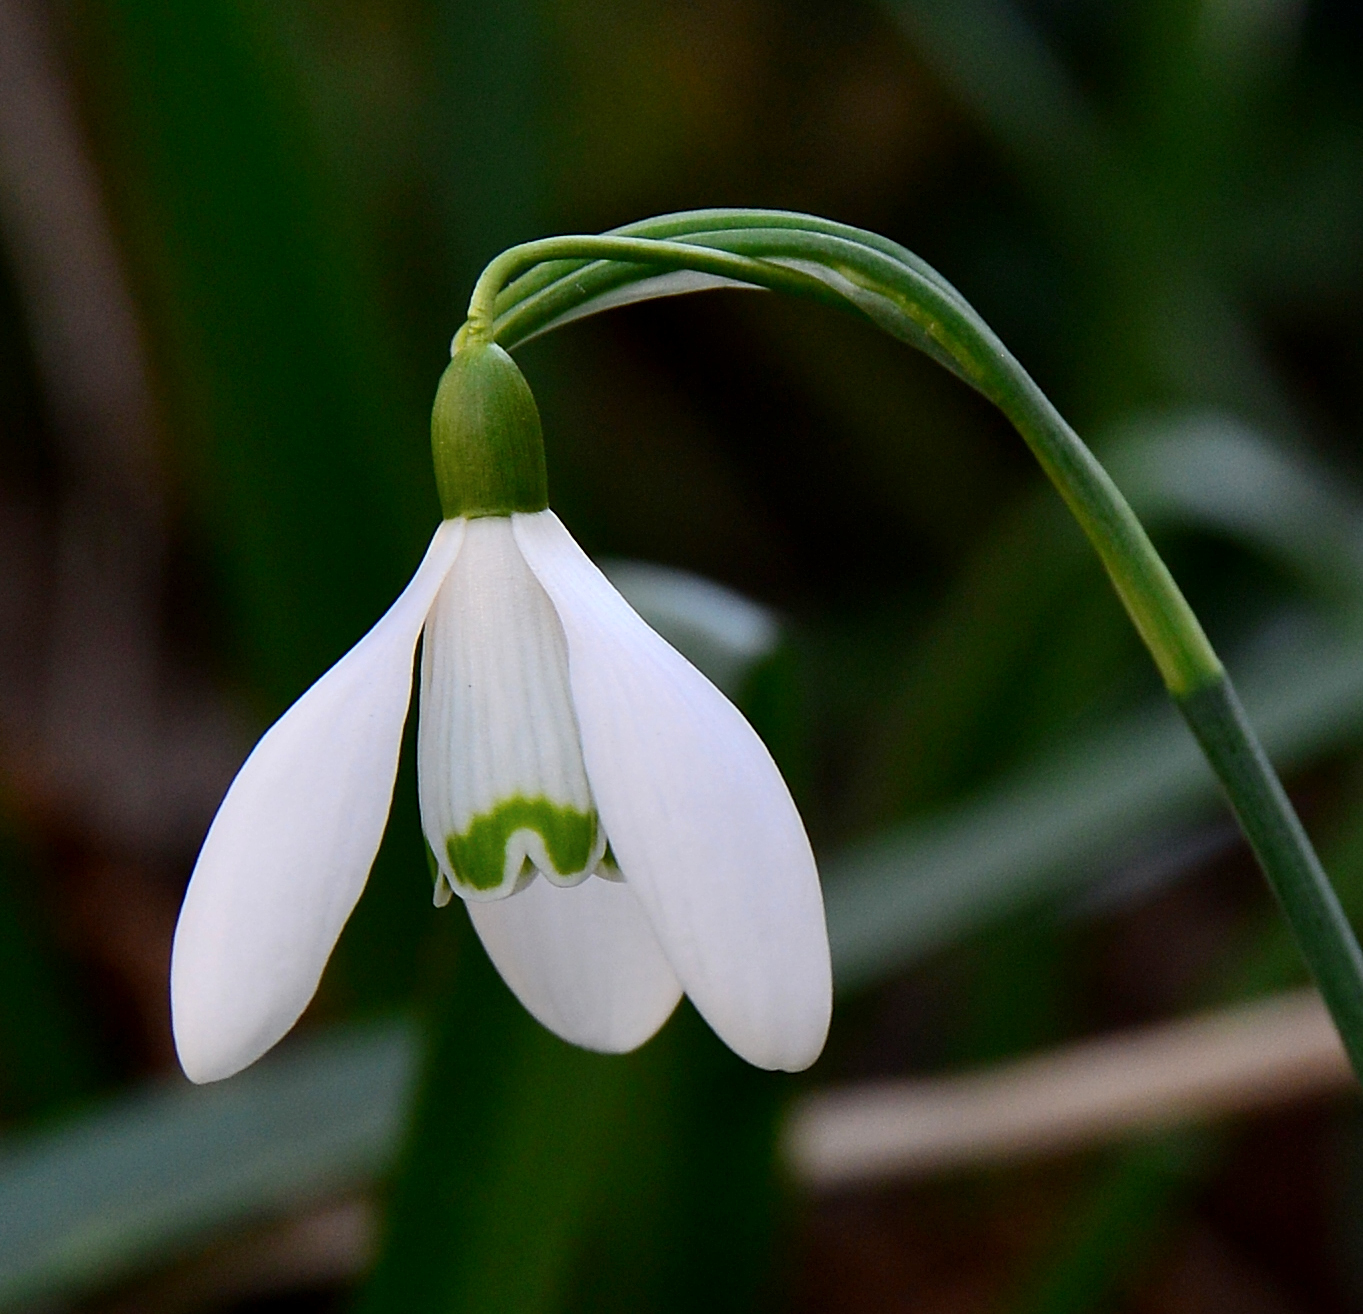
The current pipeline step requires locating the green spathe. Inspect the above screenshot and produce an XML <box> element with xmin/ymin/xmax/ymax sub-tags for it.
<box><xmin>446</xmin><ymin>795</ymin><xmax>600</xmax><ymax>893</ymax></box>
<box><xmin>430</xmin><ymin>341</ymin><xmax>548</xmax><ymax>519</ymax></box>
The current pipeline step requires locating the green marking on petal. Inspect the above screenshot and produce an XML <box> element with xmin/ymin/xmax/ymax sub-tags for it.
<box><xmin>446</xmin><ymin>795</ymin><xmax>599</xmax><ymax>893</ymax></box>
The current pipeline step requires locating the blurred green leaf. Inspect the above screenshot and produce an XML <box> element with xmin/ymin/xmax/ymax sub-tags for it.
<box><xmin>826</xmin><ymin>626</ymin><xmax>1363</xmax><ymax>988</ymax></box>
<box><xmin>1005</xmin><ymin>1132</ymin><xmax>1214</xmax><ymax>1314</ymax></box>
<box><xmin>600</xmin><ymin>558</ymin><xmax>779</xmax><ymax>695</ymax></box>
<box><xmin>357</xmin><ymin>931</ymin><xmax>620</xmax><ymax>1314</ymax></box>
<box><xmin>432</xmin><ymin>0</ymin><xmax>547</xmax><ymax>284</ymax></box>
<box><xmin>998</xmin><ymin>669</ymin><xmax>1363</xmax><ymax>1314</ymax></box>
<box><xmin>359</xmin><ymin>927</ymin><xmax>784</xmax><ymax>1314</ymax></box>
<box><xmin>1105</xmin><ymin>413</ymin><xmax>1363</xmax><ymax>612</ymax></box>
<box><xmin>0</xmin><ymin>1021</ymin><xmax>413</xmax><ymax>1309</ymax></box>
<box><xmin>882</xmin><ymin>0</ymin><xmax>1301</xmax><ymax>431</ymax></box>
<box><xmin>77</xmin><ymin>0</ymin><xmax>434</xmax><ymax>701</ymax></box>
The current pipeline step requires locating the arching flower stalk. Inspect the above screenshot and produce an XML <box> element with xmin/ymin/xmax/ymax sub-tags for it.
<box><xmin>171</xmin><ymin>338</ymin><xmax>832</xmax><ymax>1084</ymax></box>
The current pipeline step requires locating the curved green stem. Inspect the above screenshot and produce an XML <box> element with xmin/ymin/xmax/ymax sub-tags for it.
<box><xmin>464</xmin><ymin>234</ymin><xmax>839</xmax><ymax>342</ymax></box>
<box><xmin>467</xmin><ymin>220</ymin><xmax>1219</xmax><ymax>695</ymax></box>
<box><xmin>460</xmin><ymin>210</ymin><xmax>1363</xmax><ymax>1078</ymax></box>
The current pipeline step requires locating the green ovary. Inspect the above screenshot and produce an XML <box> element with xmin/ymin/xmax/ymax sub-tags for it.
<box><xmin>446</xmin><ymin>795</ymin><xmax>600</xmax><ymax>893</ymax></box>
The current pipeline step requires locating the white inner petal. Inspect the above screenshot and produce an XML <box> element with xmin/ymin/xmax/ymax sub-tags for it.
<box><xmin>417</xmin><ymin>515</ymin><xmax>600</xmax><ymax>899</ymax></box>
<box><xmin>467</xmin><ymin>872</ymin><xmax>683</xmax><ymax>1054</ymax></box>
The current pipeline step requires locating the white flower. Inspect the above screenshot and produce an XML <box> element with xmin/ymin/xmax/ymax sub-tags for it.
<box><xmin>170</xmin><ymin>509</ymin><xmax>832</xmax><ymax>1083</ymax></box>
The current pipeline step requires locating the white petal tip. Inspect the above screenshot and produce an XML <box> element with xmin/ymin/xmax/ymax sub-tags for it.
<box><xmin>174</xmin><ymin>1041</ymin><xmax>246</xmax><ymax>1086</ymax></box>
<box><xmin>468</xmin><ymin>875</ymin><xmax>683</xmax><ymax>1053</ymax></box>
<box><xmin>708</xmin><ymin>970</ymin><xmax>832</xmax><ymax>1073</ymax></box>
<box><xmin>170</xmin><ymin>1006</ymin><xmax>272</xmax><ymax>1085</ymax></box>
<box><xmin>170</xmin><ymin>932</ymin><xmax>310</xmax><ymax>1084</ymax></box>
<box><xmin>758</xmin><ymin>1021</ymin><xmax>832</xmax><ymax>1074</ymax></box>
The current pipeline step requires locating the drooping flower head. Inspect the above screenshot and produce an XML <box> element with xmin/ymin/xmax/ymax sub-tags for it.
<box><xmin>170</xmin><ymin>336</ymin><xmax>832</xmax><ymax>1083</ymax></box>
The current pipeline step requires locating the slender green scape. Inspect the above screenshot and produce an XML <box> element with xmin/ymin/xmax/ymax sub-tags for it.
<box><xmin>459</xmin><ymin>208</ymin><xmax>1363</xmax><ymax>1079</ymax></box>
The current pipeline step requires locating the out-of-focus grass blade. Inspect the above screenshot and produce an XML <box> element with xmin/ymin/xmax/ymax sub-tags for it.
<box><xmin>359</xmin><ymin>931</ymin><xmax>783</xmax><ymax>1314</ymax></box>
<box><xmin>357</xmin><ymin>940</ymin><xmax>633</xmax><ymax>1313</ymax></box>
<box><xmin>432</xmin><ymin>0</ymin><xmax>546</xmax><ymax>282</ymax></box>
<box><xmin>826</xmin><ymin>630</ymin><xmax>1363</xmax><ymax>988</ymax></box>
<box><xmin>601</xmin><ymin>559</ymin><xmax>780</xmax><ymax>695</ymax></box>
<box><xmin>851</xmin><ymin>407</ymin><xmax>1363</xmax><ymax>834</ymax></box>
<box><xmin>1004</xmin><ymin>1132</ymin><xmax>1213</xmax><ymax>1314</ymax></box>
<box><xmin>0</xmin><ymin>1021</ymin><xmax>415</xmax><ymax>1309</ymax></box>
<box><xmin>77</xmin><ymin>0</ymin><xmax>433</xmax><ymax>703</ymax></box>
<box><xmin>882</xmin><ymin>0</ymin><xmax>1301</xmax><ymax>431</ymax></box>
<box><xmin>0</xmin><ymin>974</ymin><xmax>778</xmax><ymax>1311</ymax></box>
<box><xmin>1106</xmin><ymin>414</ymin><xmax>1363</xmax><ymax>611</ymax></box>
<box><xmin>997</xmin><ymin>663</ymin><xmax>1363</xmax><ymax>1314</ymax></box>
<box><xmin>883</xmin><ymin>0</ymin><xmax>1103</xmax><ymax>183</ymax></box>
<box><xmin>825</xmin><ymin>410</ymin><xmax>1363</xmax><ymax>986</ymax></box>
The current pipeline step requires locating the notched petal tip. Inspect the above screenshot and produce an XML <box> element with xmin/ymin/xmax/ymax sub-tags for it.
<box><xmin>514</xmin><ymin>510</ymin><xmax>833</xmax><ymax>1074</ymax></box>
<box><xmin>171</xmin><ymin>520</ymin><xmax>465</xmax><ymax>1082</ymax></box>
<box><xmin>440</xmin><ymin>795</ymin><xmax>605</xmax><ymax>901</ymax></box>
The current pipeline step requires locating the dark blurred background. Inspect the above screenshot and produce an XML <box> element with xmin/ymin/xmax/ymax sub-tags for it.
<box><xmin>2</xmin><ymin>0</ymin><xmax>1363</xmax><ymax>1310</ymax></box>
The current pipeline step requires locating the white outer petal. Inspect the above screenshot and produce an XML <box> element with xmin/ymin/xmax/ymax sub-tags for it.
<box><xmin>171</xmin><ymin>520</ymin><xmax>466</xmax><ymax>1083</ymax></box>
<box><xmin>467</xmin><ymin>874</ymin><xmax>683</xmax><ymax>1052</ymax></box>
<box><xmin>514</xmin><ymin>510</ymin><xmax>832</xmax><ymax>1071</ymax></box>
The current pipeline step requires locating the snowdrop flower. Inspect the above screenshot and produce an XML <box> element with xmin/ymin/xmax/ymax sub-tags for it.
<box><xmin>171</xmin><ymin>340</ymin><xmax>831</xmax><ymax>1084</ymax></box>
